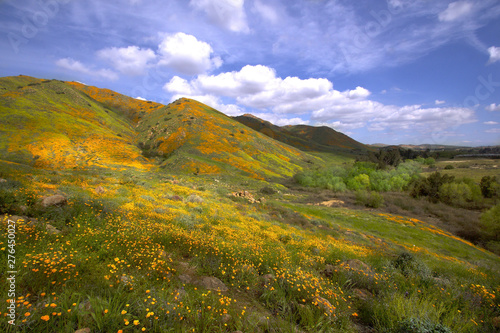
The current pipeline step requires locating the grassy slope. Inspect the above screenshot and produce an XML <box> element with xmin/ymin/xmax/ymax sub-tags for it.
<box><xmin>0</xmin><ymin>76</ymin><xmax>499</xmax><ymax>332</ymax></box>
<box><xmin>0</xmin><ymin>160</ymin><xmax>499</xmax><ymax>332</ymax></box>
<box><xmin>234</xmin><ymin>114</ymin><xmax>369</xmax><ymax>152</ymax></box>
<box><xmin>0</xmin><ymin>76</ymin><xmax>150</xmax><ymax>170</ymax></box>
<box><xmin>135</xmin><ymin>98</ymin><xmax>320</xmax><ymax>179</ymax></box>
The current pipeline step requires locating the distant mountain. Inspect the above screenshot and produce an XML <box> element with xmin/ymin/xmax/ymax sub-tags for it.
<box><xmin>0</xmin><ymin>76</ymin><xmax>319</xmax><ymax>179</ymax></box>
<box><xmin>233</xmin><ymin>114</ymin><xmax>368</xmax><ymax>153</ymax></box>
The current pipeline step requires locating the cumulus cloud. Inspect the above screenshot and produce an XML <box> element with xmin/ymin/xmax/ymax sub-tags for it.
<box><xmin>438</xmin><ymin>1</ymin><xmax>473</xmax><ymax>22</ymax></box>
<box><xmin>484</xmin><ymin>121</ymin><xmax>498</xmax><ymax>125</ymax></box>
<box><xmin>158</xmin><ymin>32</ymin><xmax>222</xmax><ymax>75</ymax></box>
<box><xmin>435</xmin><ymin>100</ymin><xmax>445</xmax><ymax>105</ymax></box>
<box><xmin>190</xmin><ymin>0</ymin><xmax>249</xmax><ymax>33</ymax></box>
<box><xmin>163</xmin><ymin>64</ymin><xmax>476</xmax><ymax>135</ymax></box>
<box><xmin>97</xmin><ymin>46</ymin><xmax>156</xmax><ymax>76</ymax></box>
<box><xmin>487</xmin><ymin>46</ymin><xmax>500</xmax><ymax>64</ymax></box>
<box><xmin>135</xmin><ymin>96</ymin><xmax>147</xmax><ymax>101</ymax></box>
<box><xmin>56</xmin><ymin>58</ymin><xmax>118</xmax><ymax>81</ymax></box>
<box><xmin>486</xmin><ymin>103</ymin><xmax>500</xmax><ymax>111</ymax></box>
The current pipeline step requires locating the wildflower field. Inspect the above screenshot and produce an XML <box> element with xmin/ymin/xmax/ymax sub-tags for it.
<box><xmin>0</xmin><ymin>76</ymin><xmax>499</xmax><ymax>332</ymax></box>
<box><xmin>0</xmin><ymin>158</ymin><xmax>499</xmax><ymax>332</ymax></box>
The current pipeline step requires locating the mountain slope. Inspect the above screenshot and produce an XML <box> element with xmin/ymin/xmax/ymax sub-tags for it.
<box><xmin>134</xmin><ymin>98</ymin><xmax>319</xmax><ymax>179</ymax></box>
<box><xmin>234</xmin><ymin>114</ymin><xmax>368</xmax><ymax>152</ymax></box>
<box><xmin>0</xmin><ymin>76</ymin><xmax>150</xmax><ymax>170</ymax></box>
<box><xmin>0</xmin><ymin>76</ymin><xmax>320</xmax><ymax>179</ymax></box>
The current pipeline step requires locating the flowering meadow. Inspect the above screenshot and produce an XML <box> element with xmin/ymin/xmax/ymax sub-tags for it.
<box><xmin>0</xmin><ymin>76</ymin><xmax>499</xmax><ymax>332</ymax></box>
<box><xmin>0</xmin><ymin>158</ymin><xmax>499</xmax><ymax>333</ymax></box>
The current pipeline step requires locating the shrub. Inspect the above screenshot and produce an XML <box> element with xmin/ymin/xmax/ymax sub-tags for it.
<box><xmin>444</xmin><ymin>164</ymin><xmax>454</xmax><ymax>170</ymax></box>
<box><xmin>480</xmin><ymin>204</ymin><xmax>500</xmax><ymax>241</ymax></box>
<box><xmin>355</xmin><ymin>190</ymin><xmax>384</xmax><ymax>208</ymax></box>
<box><xmin>397</xmin><ymin>317</ymin><xmax>452</xmax><ymax>333</ymax></box>
<box><xmin>480</xmin><ymin>175</ymin><xmax>498</xmax><ymax>198</ymax></box>
<box><xmin>393</xmin><ymin>252</ymin><xmax>430</xmax><ymax>279</ymax></box>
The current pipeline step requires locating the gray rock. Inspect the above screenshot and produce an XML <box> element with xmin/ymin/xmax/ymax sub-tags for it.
<box><xmin>41</xmin><ymin>194</ymin><xmax>67</xmax><ymax>207</ymax></box>
<box><xmin>196</xmin><ymin>276</ymin><xmax>228</xmax><ymax>291</ymax></box>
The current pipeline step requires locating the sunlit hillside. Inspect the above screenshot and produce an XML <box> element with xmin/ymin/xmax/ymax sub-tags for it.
<box><xmin>0</xmin><ymin>75</ymin><xmax>499</xmax><ymax>333</ymax></box>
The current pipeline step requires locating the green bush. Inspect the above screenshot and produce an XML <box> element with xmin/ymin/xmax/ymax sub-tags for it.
<box><xmin>397</xmin><ymin>317</ymin><xmax>452</xmax><ymax>333</ymax></box>
<box><xmin>480</xmin><ymin>175</ymin><xmax>498</xmax><ymax>198</ymax></box>
<box><xmin>480</xmin><ymin>204</ymin><xmax>500</xmax><ymax>240</ymax></box>
<box><xmin>355</xmin><ymin>190</ymin><xmax>384</xmax><ymax>208</ymax></box>
<box><xmin>444</xmin><ymin>164</ymin><xmax>454</xmax><ymax>170</ymax></box>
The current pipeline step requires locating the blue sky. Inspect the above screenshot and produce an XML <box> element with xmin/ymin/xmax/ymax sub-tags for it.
<box><xmin>1</xmin><ymin>0</ymin><xmax>499</xmax><ymax>146</ymax></box>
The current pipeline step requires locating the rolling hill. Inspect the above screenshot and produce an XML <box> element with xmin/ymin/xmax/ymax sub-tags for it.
<box><xmin>234</xmin><ymin>114</ymin><xmax>368</xmax><ymax>152</ymax></box>
<box><xmin>1</xmin><ymin>75</ymin><xmax>499</xmax><ymax>333</ymax></box>
<box><xmin>0</xmin><ymin>76</ymin><xmax>319</xmax><ymax>179</ymax></box>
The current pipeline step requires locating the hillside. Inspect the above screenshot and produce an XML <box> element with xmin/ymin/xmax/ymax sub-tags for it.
<box><xmin>0</xmin><ymin>76</ymin><xmax>319</xmax><ymax>179</ymax></box>
<box><xmin>1</xmin><ymin>75</ymin><xmax>499</xmax><ymax>333</ymax></box>
<box><xmin>133</xmin><ymin>98</ymin><xmax>319</xmax><ymax>179</ymax></box>
<box><xmin>234</xmin><ymin>114</ymin><xmax>368</xmax><ymax>152</ymax></box>
<box><xmin>0</xmin><ymin>76</ymin><xmax>150</xmax><ymax>170</ymax></box>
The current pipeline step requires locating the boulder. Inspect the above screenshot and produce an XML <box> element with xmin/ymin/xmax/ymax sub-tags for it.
<box><xmin>74</xmin><ymin>328</ymin><xmax>91</xmax><ymax>333</ymax></box>
<box><xmin>186</xmin><ymin>194</ymin><xmax>203</xmax><ymax>203</ymax></box>
<box><xmin>344</xmin><ymin>259</ymin><xmax>373</xmax><ymax>274</ymax></box>
<box><xmin>41</xmin><ymin>194</ymin><xmax>67</xmax><ymax>207</ymax></box>
<box><xmin>46</xmin><ymin>224</ymin><xmax>61</xmax><ymax>235</ymax></box>
<box><xmin>95</xmin><ymin>186</ymin><xmax>106</xmax><ymax>194</ymax></box>
<box><xmin>196</xmin><ymin>276</ymin><xmax>228</xmax><ymax>292</ymax></box>
<box><xmin>323</xmin><ymin>264</ymin><xmax>335</xmax><ymax>277</ymax></box>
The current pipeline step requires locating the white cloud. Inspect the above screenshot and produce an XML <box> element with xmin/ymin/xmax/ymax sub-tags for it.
<box><xmin>486</xmin><ymin>103</ymin><xmax>500</xmax><ymax>111</ymax></box>
<box><xmin>435</xmin><ymin>100</ymin><xmax>445</xmax><ymax>105</ymax></box>
<box><xmin>485</xmin><ymin>128</ymin><xmax>500</xmax><ymax>133</ymax></box>
<box><xmin>190</xmin><ymin>0</ymin><xmax>249</xmax><ymax>33</ymax></box>
<box><xmin>164</xmin><ymin>76</ymin><xmax>195</xmax><ymax>95</ymax></box>
<box><xmin>487</xmin><ymin>46</ymin><xmax>500</xmax><ymax>64</ymax></box>
<box><xmin>253</xmin><ymin>0</ymin><xmax>278</xmax><ymax>24</ymax></box>
<box><xmin>157</xmin><ymin>32</ymin><xmax>222</xmax><ymax>75</ymax></box>
<box><xmin>56</xmin><ymin>58</ymin><xmax>118</xmax><ymax>81</ymax></box>
<box><xmin>484</xmin><ymin>121</ymin><xmax>498</xmax><ymax>125</ymax></box>
<box><xmin>135</xmin><ymin>96</ymin><xmax>147</xmax><ymax>101</ymax></box>
<box><xmin>438</xmin><ymin>1</ymin><xmax>473</xmax><ymax>22</ymax></box>
<box><xmin>163</xmin><ymin>64</ymin><xmax>476</xmax><ymax>135</ymax></box>
<box><xmin>97</xmin><ymin>46</ymin><xmax>156</xmax><ymax>76</ymax></box>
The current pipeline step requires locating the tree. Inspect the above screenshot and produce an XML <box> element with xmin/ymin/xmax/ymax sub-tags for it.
<box><xmin>480</xmin><ymin>176</ymin><xmax>498</xmax><ymax>198</ymax></box>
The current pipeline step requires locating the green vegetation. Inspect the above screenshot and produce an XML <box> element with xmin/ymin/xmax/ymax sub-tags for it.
<box><xmin>0</xmin><ymin>76</ymin><xmax>499</xmax><ymax>332</ymax></box>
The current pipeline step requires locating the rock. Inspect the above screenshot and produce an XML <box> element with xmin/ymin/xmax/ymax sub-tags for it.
<box><xmin>178</xmin><ymin>274</ymin><xmax>192</xmax><ymax>284</ymax></box>
<box><xmin>313</xmin><ymin>296</ymin><xmax>333</xmax><ymax>313</ymax></box>
<box><xmin>221</xmin><ymin>313</ymin><xmax>232</xmax><ymax>323</ymax></box>
<box><xmin>95</xmin><ymin>186</ymin><xmax>106</xmax><ymax>194</ymax></box>
<box><xmin>46</xmin><ymin>224</ymin><xmax>61</xmax><ymax>235</ymax></box>
<box><xmin>196</xmin><ymin>276</ymin><xmax>228</xmax><ymax>292</ymax></box>
<box><xmin>352</xmin><ymin>288</ymin><xmax>373</xmax><ymax>301</ymax></box>
<box><xmin>41</xmin><ymin>194</ymin><xmax>67</xmax><ymax>207</ymax></box>
<box><xmin>323</xmin><ymin>264</ymin><xmax>335</xmax><ymax>277</ymax></box>
<box><xmin>0</xmin><ymin>178</ymin><xmax>7</xmax><ymax>183</ymax></box>
<box><xmin>186</xmin><ymin>194</ymin><xmax>203</xmax><ymax>203</ymax></box>
<box><xmin>74</xmin><ymin>328</ymin><xmax>91</xmax><ymax>333</ymax></box>
<box><xmin>258</xmin><ymin>197</ymin><xmax>266</xmax><ymax>204</ymax></box>
<box><xmin>262</xmin><ymin>274</ymin><xmax>275</xmax><ymax>285</ymax></box>
<box><xmin>170</xmin><ymin>195</ymin><xmax>183</xmax><ymax>201</ymax></box>
<box><xmin>19</xmin><ymin>205</ymin><xmax>28</xmax><ymax>213</ymax></box>
<box><xmin>344</xmin><ymin>259</ymin><xmax>373</xmax><ymax>274</ymax></box>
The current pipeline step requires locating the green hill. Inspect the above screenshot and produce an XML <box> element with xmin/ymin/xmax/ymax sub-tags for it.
<box><xmin>0</xmin><ymin>76</ymin><xmax>318</xmax><ymax>179</ymax></box>
<box><xmin>234</xmin><ymin>114</ymin><xmax>368</xmax><ymax>152</ymax></box>
<box><xmin>0</xmin><ymin>75</ymin><xmax>499</xmax><ymax>333</ymax></box>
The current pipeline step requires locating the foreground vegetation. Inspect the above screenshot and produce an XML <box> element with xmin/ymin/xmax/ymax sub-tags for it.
<box><xmin>1</xmin><ymin>158</ymin><xmax>499</xmax><ymax>332</ymax></box>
